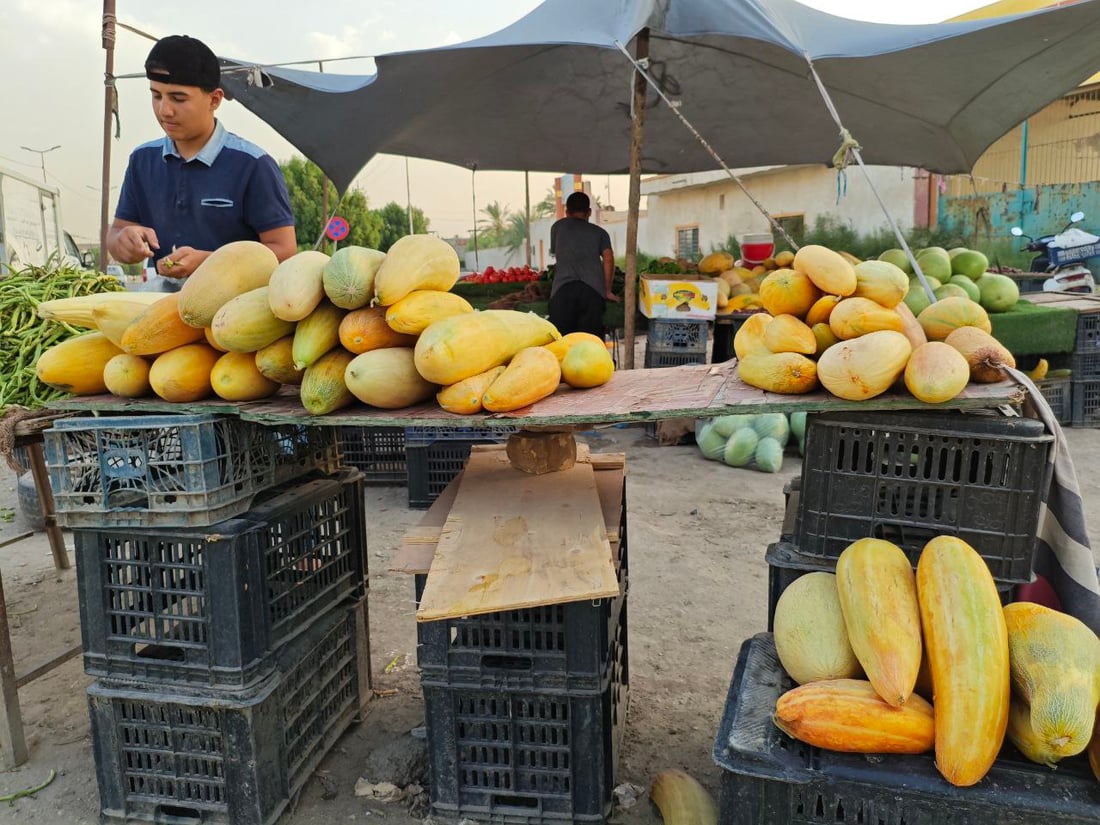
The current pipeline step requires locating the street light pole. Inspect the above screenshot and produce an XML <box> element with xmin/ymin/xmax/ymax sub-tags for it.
<box><xmin>20</xmin><ymin>144</ymin><xmax>61</xmax><ymax>184</ymax></box>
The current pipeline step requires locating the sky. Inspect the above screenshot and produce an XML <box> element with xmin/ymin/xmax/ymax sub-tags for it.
<box><xmin>0</xmin><ymin>0</ymin><xmax>1002</xmax><ymax>247</ymax></box>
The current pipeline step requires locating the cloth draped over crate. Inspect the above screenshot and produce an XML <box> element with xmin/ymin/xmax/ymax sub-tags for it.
<box><xmin>1009</xmin><ymin>366</ymin><xmax>1100</xmax><ymax>635</ymax></box>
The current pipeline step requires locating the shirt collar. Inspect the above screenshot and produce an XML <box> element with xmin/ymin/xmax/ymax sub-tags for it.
<box><xmin>161</xmin><ymin>120</ymin><xmax>227</xmax><ymax>166</ymax></box>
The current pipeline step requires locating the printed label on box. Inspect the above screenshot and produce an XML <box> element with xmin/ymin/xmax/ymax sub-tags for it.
<box><xmin>638</xmin><ymin>275</ymin><xmax>718</xmax><ymax>320</ymax></box>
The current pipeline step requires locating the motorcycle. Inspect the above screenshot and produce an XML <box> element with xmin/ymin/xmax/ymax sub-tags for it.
<box><xmin>1010</xmin><ymin>211</ymin><xmax>1099</xmax><ymax>293</ymax></box>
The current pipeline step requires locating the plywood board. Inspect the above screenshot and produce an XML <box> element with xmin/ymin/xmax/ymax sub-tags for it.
<box><xmin>415</xmin><ymin>449</ymin><xmax>618</xmax><ymax>621</ymax></box>
<box><xmin>392</xmin><ymin>452</ymin><xmax>626</xmax><ymax>575</ymax></box>
<box><xmin>54</xmin><ymin>360</ymin><xmax>1025</xmax><ymax>427</ymax></box>
<box><xmin>1022</xmin><ymin>291</ymin><xmax>1100</xmax><ymax>311</ymax></box>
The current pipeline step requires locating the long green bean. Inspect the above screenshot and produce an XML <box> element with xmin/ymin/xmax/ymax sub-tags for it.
<box><xmin>0</xmin><ymin>258</ymin><xmax>124</xmax><ymax>410</ymax></box>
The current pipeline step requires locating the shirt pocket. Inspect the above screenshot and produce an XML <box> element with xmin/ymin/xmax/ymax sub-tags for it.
<box><xmin>200</xmin><ymin>198</ymin><xmax>235</xmax><ymax>208</ymax></box>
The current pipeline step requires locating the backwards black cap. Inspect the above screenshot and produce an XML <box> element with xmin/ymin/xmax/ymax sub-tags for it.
<box><xmin>145</xmin><ymin>35</ymin><xmax>221</xmax><ymax>90</ymax></box>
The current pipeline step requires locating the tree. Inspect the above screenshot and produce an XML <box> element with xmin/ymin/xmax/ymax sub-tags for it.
<box><xmin>374</xmin><ymin>202</ymin><xmax>429</xmax><ymax>252</ymax></box>
<box><xmin>502</xmin><ymin>212</ymin><xmax>530</xmax><ymax>255</ymax></box>
<box><xmin>279</xmin><ymin>156</ymin><xmax>384</xmax><ymax>250</ymax></box>
<box><xmin>477</xmin><ymin>201</ymin><xmax>509</xmax><ymax>249</ymax></box>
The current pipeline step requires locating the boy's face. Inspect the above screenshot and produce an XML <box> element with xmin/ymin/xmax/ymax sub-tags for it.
<box><xmin>149</xmin><ymin>79</ymin><xmax>222</xmax><ymax>144</ymax></box>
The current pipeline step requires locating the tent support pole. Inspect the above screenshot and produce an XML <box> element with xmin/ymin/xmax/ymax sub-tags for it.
<box><xmin>623</xmin><ymin>28</ymin><xmax>649</xmax><ymax>370</ymax></box>
<box><xmin>98</xmin><ymin>0</ymin><xmax>117</xmax><ymax>272</ymax></box>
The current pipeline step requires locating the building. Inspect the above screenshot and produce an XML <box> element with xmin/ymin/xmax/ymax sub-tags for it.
<box><xmin>638</xmin><ymin>165</ymin><xmax>926</xmax><ymax>259</ymax></box>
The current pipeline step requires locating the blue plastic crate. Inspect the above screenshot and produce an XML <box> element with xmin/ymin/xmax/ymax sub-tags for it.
<box><xmin>45</xmin><ymin>414</ymin><xmax>338</xmax><ymax>529</ymax></box>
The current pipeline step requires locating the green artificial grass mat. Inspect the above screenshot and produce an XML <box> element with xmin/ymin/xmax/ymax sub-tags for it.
<box><xmin>989</xmin><ymin>300</ymin><xmax>1079</xmax><ymax>355</ymax></box>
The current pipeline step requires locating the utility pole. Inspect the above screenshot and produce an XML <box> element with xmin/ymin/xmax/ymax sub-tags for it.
<box><xmin>21</xmin><ymin>145</ymin><xmax>60</xmax><ymax>184</ymax></box>
<box><xmin>405</xmin><ymin>157</ymin><xmax>414</xmax><ymax>234</ymax></box>
<box><xmin>525</xmin><ymin>171</ymin><xmax>532</xmax><ymax>268</ymax></box>
<box><xmin>98</xmin><ymin>0</ymin><xmax>116</xmax><ymax>272</ymax></box>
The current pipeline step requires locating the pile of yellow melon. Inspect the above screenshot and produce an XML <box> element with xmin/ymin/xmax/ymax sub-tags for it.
<box><xmin>33</xmin><ymin>237</ymin><xmax>615</xmax><ymax>416</ymax></box>
<box><xmin>732</xmin><ymin>245</ymin><xmax>1017</xmax><ymax>403</ymax></box>
<box><xmin>696</xmin><ymin>249</ymin><xmax>804</xmax><ymax>313</ymax></box>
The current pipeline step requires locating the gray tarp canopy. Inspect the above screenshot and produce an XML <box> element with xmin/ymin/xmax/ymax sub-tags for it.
<box><xmin>219</xmin><ymin>0</ymin><xmax>1100</xmax><ymax>193</ymax></box>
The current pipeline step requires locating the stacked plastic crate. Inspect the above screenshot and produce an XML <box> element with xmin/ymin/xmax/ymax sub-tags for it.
<box><xmin>339</xmin><ymin>426</ymin><xmax>407</xmax><ymax>485</ymax></box>
<box><xmin>414</xmin><ymin>472</ymin><xmax>630</xmax><ymax>823</ymax></box>
<box><xmin>712</xmin><ymin>409</ymin><xmax>1100</xmax><ymax>823</ymax></box>
<box><xmin>643</xmin><ymin>318</ymin><xmax>709</xmax><ymax>368</ymax></box>
<box><xmin>404</xmin><ymin>426</ymin><xmax>517</xmax><ymax>508</ymax></box>
<box><xmin>1071</xmin><ymin>310</ymin><xmax>1100</xmax><ymax>426</ymax></box>
<box><xmin>44</xmin><ymin>414</ymin><xmax>371</xmax><ymax>825</ymax></box>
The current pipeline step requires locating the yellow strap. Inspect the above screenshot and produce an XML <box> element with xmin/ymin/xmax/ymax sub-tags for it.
<box><xmin>832</xmin><ymin>129</ymin><xmax>861</xmax><ymax>171</ymax></box>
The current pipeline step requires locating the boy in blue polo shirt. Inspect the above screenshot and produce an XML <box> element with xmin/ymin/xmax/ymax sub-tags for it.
<box><xmin>107</xmin><ymin>35</ymin><xmax>296</xmax><ymax>290</ymax></box>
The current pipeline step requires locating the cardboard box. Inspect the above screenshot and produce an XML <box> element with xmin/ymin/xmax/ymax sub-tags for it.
<box><xmin>638</xmin><ymin>274</ymin><xmax>718</xmax><ymax>320</ymax></box>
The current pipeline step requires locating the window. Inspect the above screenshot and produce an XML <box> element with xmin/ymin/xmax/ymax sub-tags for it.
<box><xmin>772</xmin><ymin>214</ymin><xmax>805</xmax><ymax>244</ymax></box>
<box><xmin>718</xmin><ymin>194</ymin><xmax>726</xmax><ymax>210</ymax></box>
<box><xmin>675</xmin><ymin>225</ymin><xmax>700</xmax><ymax>259</ymax></box>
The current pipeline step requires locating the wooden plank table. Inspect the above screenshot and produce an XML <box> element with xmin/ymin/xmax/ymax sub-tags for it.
<box><xmin>52</xmin><ymin>361</ymin><xmax>1026</xmax><ymax>427</ymax></box>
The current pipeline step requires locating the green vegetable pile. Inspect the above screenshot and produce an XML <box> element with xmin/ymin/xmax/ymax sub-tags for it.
<box><xmin>0</xmin><ymin>261</ymin><xmax>122</xmax><ymax>410</ymax></box>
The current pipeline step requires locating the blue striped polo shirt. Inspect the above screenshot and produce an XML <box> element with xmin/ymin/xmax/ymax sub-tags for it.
<box><xmin>114</xmin><ymin>120</ymin><xmax>294</xmax><ymax>265</ymax></box>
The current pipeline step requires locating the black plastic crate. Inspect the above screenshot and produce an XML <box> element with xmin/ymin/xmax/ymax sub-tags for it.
<box><xmin>77</xmin><ymin>470</ymin><xmax>368</xmax><ymax>691</ymax></box>
<box><xmin>1011</xmin><ymin>273</ymin><xmax>1050</xmax><ymax>294</ymax></box>
<box><xmin>797</xmin><ymin>411</ymin><xmax>1053</xmax><ymax>582</ymax></box>
<box><xmin>415</xmin><ymin>517</ymin><xmax>628</xmax><ymax>691</ymax></box>
<box><xmin>713</xmin><ymin>633</ymin><xmax>1100</xmax><ymax>825</ymax></box>
<box><xmin>646</xmin><ymin>318</ymin><xmax>708</xmax><ymax>353</ymax></box>
<box><xmin>1071</xmin><ymin>379</ymin><xmax>1100</xmax><ymax>427</ymax></box>
<box><xmin>45</xmin><ymin>414</ymin><xmax>338</xmax><ymax>528</ymax></box>
<box><xmin>763</xmin><ymin>542</ymin><xmax>1014</xmax><ymax>633</ymax></box>
<box><xmin>644</xmin><ymin>347</ymin><xmax>708</xmax><ymax>368</ymax></box>
<box><xmin>405</xmin><ymin>425</ymin><xmax>518</xmax><ymax>447</ymax></box>
<box><xmin>711</xmin><ymin>311</ymin><xmax>755</xmax><ymax>362</ymax></box>
<box><xmin>91</xmin><ymin>599</ymin><xmax>369</xmax><ymax>825</ymax></box>
<box><xmin>425</xmin><ymin>620</ymin><xmax>628</xmax><ymax>824</ymax></box>
<box><xmin>339</xmin><ymin>426</ymin><xmax>406</xmax><ymax>484</ymax></box>
<box><xmin>1070</xmin><ymin>349</ymin><xmax>1100</xmax><ymax>381</ymax></box>
<box><xmin>1075</xmin><ymin>311</ymin><xmax>1100</xmax><ymax>351</ymax></box>
<box><xmin>780</xmin><ymin>477</ymin><xmax>801</xmax><ymax>542</ymax></box>
<box><xmin>407</xmin><ymin>439</ymin><xmax>508</xmax><ymax>509</ymax></box>
<box><xmin>1035</xmin><ymin>375</ymin><xmax>1072</xmax><ymax>424</ymax></box>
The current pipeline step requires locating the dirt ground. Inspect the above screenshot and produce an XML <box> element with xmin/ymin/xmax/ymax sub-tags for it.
<box><xmin>0</xmin><ymin>422</ymin><xmax>1098</xmax><ymax>825</ymax></box>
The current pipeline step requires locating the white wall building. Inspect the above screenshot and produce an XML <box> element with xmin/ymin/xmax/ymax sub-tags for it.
<box><xmin>462</xmin><ymin>164</ymin><xmax>926</xmax><ymax>271</ymax></box>
<box><xmin>638</xmin><ymin>165</ymin><xmax>924</xmax><ymax>259</ymax></box>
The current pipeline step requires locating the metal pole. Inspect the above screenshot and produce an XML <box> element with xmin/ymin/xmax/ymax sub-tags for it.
<box><xmin>405</xmin><ymin>157</ymin><xmax>414</xmax><ymax>234</ymax></box>
<box><xmin>1019</xmin><ymin>119</ymin><xmax>1030</xmax><ymax>231</ymax></box>
<box><xmin>623</xmin><ymin>29</ymin><xmax>649</xmax><ymax>370</ymax></box>
<box><xmin>318</xmin><ymin>61</ymin><xmax>331</xmax><ymax>253</ymax></box>
<box><xmin>99</xmin><ymin>0</ymin><xmax>116</xmax><ymax>272</ymax></box>
<box><xmin>471</xmin><ymin>166</ymin><xmax>479</xmax><ymax>272</ymax></box>
<box><xmin>525</xmin><ymin>171</ymin><xmax>532</xmax><ymax>268</ymax></box>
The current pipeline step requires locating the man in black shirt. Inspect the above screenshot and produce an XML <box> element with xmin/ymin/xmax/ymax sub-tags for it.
<box><xmin>548</xmin><ymin>192</ymin><xmax>619</xmax><ymax>336</ymax></box>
